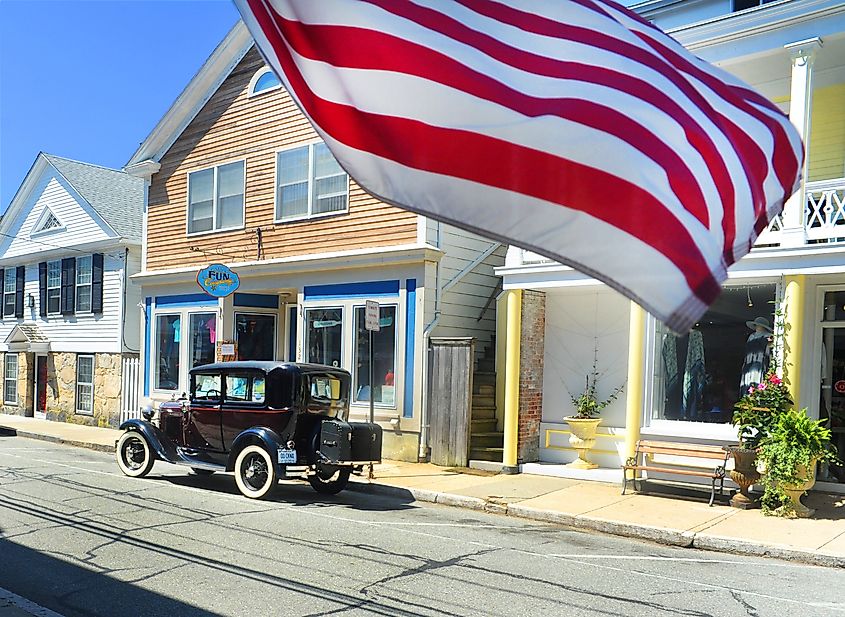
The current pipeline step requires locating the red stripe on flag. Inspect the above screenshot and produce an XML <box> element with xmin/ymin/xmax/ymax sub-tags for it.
<box><xmin>280</xmin><ymin>17</ymin><xmax>712</xmax><ymax>229</ymax></box>
<box><xmin>246</xmin><ymin>0</ymin><xmax>723</xmax><ymax>306</ymax></box>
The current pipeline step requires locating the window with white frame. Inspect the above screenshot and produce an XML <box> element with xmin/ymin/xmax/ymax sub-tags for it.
<box><xmin>276</xmin><ymin>142</ymin><xmax>348</xmax><ymax>221</ymax></box>
<box><xmin>249</xmin><ymin>67</ymin><xmax>281</xmax><ymax>96</ymax></box>
<box><xmin>4</xmin><ymin>353</ymin><xmax>17</xmax><ymax>405</ymax></box>
<box><xmin>46</xmin><ymin>260</ymin><xmax>61</xmax><ymax>314</ymax></box>
<box><xmin>353</xmin><ymin>305</ymin><xmax>397</xmax><ymax>405</ymax></box>
<box><xmin>75</xmin><ymin>255</ymin><xmax>92</xmax><ymax>313</ymax></box>
<box><xmin>651</xmin><ymin>284</ymin><xmax>778</xmax><ymax>425</ymax></box>
<box><xmin>189</xmin><ymin>313</ymin><xmax>217</xmax><ymax>369</ymax></box>
<box><xmin>76</xmin><ymin>355</ymin><xmax>94</xmax><ymax>415</ymax></box>
<box><xmin>3</xmin><ymin>269</ymin><xmax>16</xmax><ymax>317</ymax></box>
<box><xmin>187</xmin><ymin>161</ymin><xmax>244</xmax><ymax>234</ymax></box>
<box><xmin>155</xmin><ymin>314</ymin><xmax>181</xmax><ymax>391</ymax></box>
<box><xmin>305</xmin><ymin>307</ymin><xmax>343</xmax><ymax>367</ymax></box>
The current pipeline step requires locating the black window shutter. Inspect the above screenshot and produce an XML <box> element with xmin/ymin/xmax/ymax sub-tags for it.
<box><xmin>14</xmin><ymin>266</ymin><xmax>24</xmax><ymax>318</ymax></box>
<box><xmin>91</xmin><ymin>253</ymin><xmax>104</xmax><ymax>314</ymax></box>
<box><xmin>38</xmin><ymin>262</ymin><xmax>47</xmax><ymax>317</ymax></box>
<box><xmin>61</xmin><ymin>257</ymin><xmax>75</xmax><ymax>315</ymax></box>
<box><xmin>0</xmin><ymin>268</ymin><xmax>4</xmax><ymax>319</ymax></box>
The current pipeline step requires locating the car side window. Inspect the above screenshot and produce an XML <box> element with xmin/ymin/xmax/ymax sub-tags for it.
<box><xmin>309</xmin><ymin>375</ymin><xmax>341</xmax><ymax>401</ymax></box>
<box><xmin>224</xmin><ymin>374</ymin><xmax>265</xmax><ymax>404</ymax></box>
<box><xmin>193</xmin><ymin>373</ymin><xmax>222</xmax><ymax>402</ymax></box>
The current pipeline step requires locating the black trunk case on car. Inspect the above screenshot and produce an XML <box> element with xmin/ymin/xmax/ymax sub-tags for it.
<box><xmin>350</xmin><ymin>422</ymin><xmax>383</xmax><ymax>463</ymax></box>
<box><xmin>318</xmin><ymin>419</ymin><xmax>353</xmax><ymax>464</ymax></box>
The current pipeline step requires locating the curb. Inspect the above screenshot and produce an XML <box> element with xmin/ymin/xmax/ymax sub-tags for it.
<box><xmin>9</xmin><ymin>431</ymin><xmax>115</xmax><ymax>454</ymax></box>
<box><xmin>350</xmin><ymin>481</ymin><xmax>841</xmax><ymax>568</ymax></box>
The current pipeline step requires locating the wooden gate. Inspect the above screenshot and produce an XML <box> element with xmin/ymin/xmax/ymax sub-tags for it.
<box><xmin>428</xmin><ymin>337</ymin><xmax>475</xmax><ymax>467</ymax></box>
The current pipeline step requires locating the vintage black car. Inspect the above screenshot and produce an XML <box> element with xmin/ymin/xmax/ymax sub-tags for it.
<box><xmin>115</xmin><ymin>362</ymin><xmax>382</xmax><ymax>499</ymax></box>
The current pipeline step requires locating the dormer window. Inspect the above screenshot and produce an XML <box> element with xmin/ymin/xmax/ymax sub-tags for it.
<box><xmin>248</xmin><ymin>67</ymin><xmax>281</xmax><ymax>97</ymax></box>
<box><xmin>732</xmin><ymin>0</ymin><xmax>777</xmax><ymax>11</ymax></box>
<box><xmin>31</xmin><ymin>208</ymin><xmax>64</xmax><ymax>236</ymax></box>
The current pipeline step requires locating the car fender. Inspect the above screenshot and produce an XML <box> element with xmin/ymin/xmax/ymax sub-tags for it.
<box><xmin>118</xmin><ymin>419</ymin><xmax>181</xmax><ymax>464</ymax></box>
<box><xmin>226</xmin><ymin>427</ymin><xmax>285</xmax><ymax>473</ymax></box>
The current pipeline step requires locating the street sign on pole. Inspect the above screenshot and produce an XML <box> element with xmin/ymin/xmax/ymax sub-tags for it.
<box><xmin>365</xmin><ymin>300</ymin><xmax>380</xmax><ymax>332</ymax></box>
<box><xmin>364</xmin><ymin>300</ymin><xmax>379</xmax><ymax>480</ymax></box>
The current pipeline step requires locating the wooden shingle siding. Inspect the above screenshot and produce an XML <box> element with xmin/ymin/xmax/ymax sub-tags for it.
<box><xmin>146</xmin><ymin>48</ymin><xmax>417</xmax><ymax>271</ymax></box>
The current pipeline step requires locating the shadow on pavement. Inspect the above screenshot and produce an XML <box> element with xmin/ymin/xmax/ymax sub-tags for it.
<box><xmin>0</xmin><ymin>538</ymin><xmax>225</xmax><ymax>617</ymax></box>
<box><xmin>157</xmin><ymin>471</ymin><xmax>418</xmax><ymax>512</ymax></box>
<box><xmin>0</xmin><ymin>428</ymin><xmax>17</xmax><ymax>438</ymax></box>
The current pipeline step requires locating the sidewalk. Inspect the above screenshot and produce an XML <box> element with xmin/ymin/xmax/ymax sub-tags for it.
<box><xmin>2</xmin><ymin>413</ymin><xmax>845</xmax><ymax>569</ymax></box>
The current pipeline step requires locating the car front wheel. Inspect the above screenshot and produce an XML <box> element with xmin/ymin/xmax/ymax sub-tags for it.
<box><xmin>308</xmin><ymin>466</ymin><xmax>351</xmax><ymax>495</ymax></box>
<box><xmin>234</xmin><ymin>445</ymin><xmax>278</xmax><ymax>499</ymax></box>
<box><xmin>116</xmin><ymin>432</ymin><xmax>155</xmax><ymax>478</ymax></box>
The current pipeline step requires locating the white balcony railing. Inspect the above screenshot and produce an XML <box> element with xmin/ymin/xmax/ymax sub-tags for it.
<box><xmin>756</xmin><ymin>178</ymin><xmax>845</xmax><ymax>246</ymax></box>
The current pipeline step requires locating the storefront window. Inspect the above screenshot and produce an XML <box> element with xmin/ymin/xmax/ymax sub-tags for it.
<box><xmin>190</xmin><ymin>313</ymin><xmax>217</xmax><ymax>368</ymax></box>
<box><xmin>155</xmin><ymin>314</ymin><xmax>181</xmax><ymax>391</ymax></box>
<box><xmin>353</xmin><ymin>305</ymin><xmax>396</xmax><ymax>405</ymax></box>
<box><xmin>305</xmin><ymin>308</ymin><xmax>343</xmax><ymax>367</ymax></box>
<box><xmin>820</xmin><ymin>291</ymin><xmax>845</xmax><ymax>483</ymax></box>
<box><xmin>653</xmin><ymin>284</ymin><xmax>777</xmax><ymax>424</ymax></box>
<box><xmin>235</xmin><ymin>313</ymin><xmax>276</xmax><ymax>361</ymax></box>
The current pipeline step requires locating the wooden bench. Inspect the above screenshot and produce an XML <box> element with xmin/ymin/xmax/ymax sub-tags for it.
<box><xmin>622</xmin><ymin>440</ymin><xmax>731</xmax><ymax>506</ymax></box>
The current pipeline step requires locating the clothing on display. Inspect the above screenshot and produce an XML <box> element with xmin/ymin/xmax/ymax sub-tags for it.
<box><xmin>662</xmin><ymin>329</ymin><xmax>706</xmax><ymax>420</ymax></box>
<box><xmin>739</xmin><ymin>318</ymin><xmax>772</xmax><ymax>396</ymax></box>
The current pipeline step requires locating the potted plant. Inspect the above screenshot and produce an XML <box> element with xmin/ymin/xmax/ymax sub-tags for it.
<box><xmin>728</xmin><ymin>371</ymin><xmax>792</xmax><ymax>508</ymax></box>
<box><xmin>757</xmin><ymin>407</ymin><xmax>838</xmax><ymax>517</ymax></box>
<box><xmin>564</xmin><ymin>348</ymin><xmax>624</xmax><ymax>470</ymax></box>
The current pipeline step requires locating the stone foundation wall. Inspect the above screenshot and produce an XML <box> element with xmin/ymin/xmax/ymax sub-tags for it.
<box><xmin>47</xmin><ymin>352</ymin><xmax>123</xmax><ymax>428</ymax></box>
<box><xmin>518</xmin><ymin>290</ymin><xmax>545</xmax><ymax>463</ymax></box>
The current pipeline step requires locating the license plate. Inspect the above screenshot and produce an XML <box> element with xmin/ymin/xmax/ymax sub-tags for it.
<box><xmin>277</xmin><ymin>448</ymin><xmax>297</xmax><ymax>464</ymax></box>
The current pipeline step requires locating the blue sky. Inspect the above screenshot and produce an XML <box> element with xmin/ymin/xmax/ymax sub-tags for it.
<box><xmin>0</xmin><ymin>0</ymin><xmax>241</xmax><ymax>213</ymax></box>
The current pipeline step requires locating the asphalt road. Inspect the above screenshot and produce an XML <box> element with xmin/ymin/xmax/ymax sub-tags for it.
<box><xmin>0</xmin><ymin>435</ymin><xmax>843</xmax><ymax>617</ymax></box>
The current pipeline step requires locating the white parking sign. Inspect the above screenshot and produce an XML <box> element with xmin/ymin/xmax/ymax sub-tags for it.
<box><xmin>365</xmin><ymin>300</ymin><xmax>380</xmax><ymax>331</ymax></box>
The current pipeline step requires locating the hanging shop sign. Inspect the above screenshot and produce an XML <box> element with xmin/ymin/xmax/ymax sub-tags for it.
<box><xmin>197</xmin><ymin>263</ymin><xmax>240</xmax><ymax>298</ymax></box>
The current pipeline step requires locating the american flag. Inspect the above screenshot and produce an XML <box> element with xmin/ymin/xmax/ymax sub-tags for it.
<box><xmin>234</xmin><ymin>0</ymin><xmax>803</xmax><ymax>332</ymax></box>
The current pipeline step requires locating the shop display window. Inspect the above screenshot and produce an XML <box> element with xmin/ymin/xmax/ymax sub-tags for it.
<box><xmin>653</xmin><ymin>284</ymin><xmax>777</xmax><ymax>424</ymax></box>
<box><xmin>306</xmin><ymin>308</ymin><xmax>343</xmax><ymax>367</ymax></box>
<box><xmin>353</xmin><ymin>305</ymin><xmax>396</xmax><ymax>406</ymax></box>
<box><xmin>235</xmin><ymin>313</ymin><xmax>276</xmax><ymax>361</ymax></box>
<box><xmin>155</xmin><ymin>314</ymin><xmax>181</xmax><ymax>391</ymax></box>
<box><xmin>190</xmin><ymin>313</ymin><xmax>217</xmax><ymax>369</ymax></box>
<box><xmin>820</xmin><ymin>291</ymin><xmax>845</xmax><ymax>483</ymax></box>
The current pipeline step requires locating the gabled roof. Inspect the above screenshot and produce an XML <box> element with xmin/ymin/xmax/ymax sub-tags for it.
<box><xmin>5</xmin><ymin>323</ymin><xmax>49</xmax><ymax>352</ymax></box>
<box><xmin>41</xmin><ymin>154</ymin><xmax>144</xmax><ymax>241</ymax></box>
<box><xmin>126</xmin><ymin>20</ymin><xmax>253</xmax><ymax>168</ymax></box>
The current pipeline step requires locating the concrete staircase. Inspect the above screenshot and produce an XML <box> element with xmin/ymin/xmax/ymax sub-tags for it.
<box><xmin>469</xmin><ymin>340</ymin><xmax>503</xmax><ymax>462</ymax></box>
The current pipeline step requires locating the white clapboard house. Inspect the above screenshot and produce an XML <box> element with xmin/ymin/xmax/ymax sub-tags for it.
<box><xmin>0</xmin><ymin>153</ymin><xmax>144</xmax><ymax>427</ymax></box>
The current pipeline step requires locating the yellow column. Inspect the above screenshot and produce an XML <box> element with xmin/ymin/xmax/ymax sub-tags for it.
<box><xmin>502</xmin><ymin>289</ymin><xmax>522</xmax><ymax>474</ymax></box>
<box><xmin>624</xmin><ymin>302</ymin><xmax>647</xmax><ymax>464</ymax></box>
<box><xmin>783</xmin><ymin>275</ymin><xmax>806</xmax><ymax>407</ymax></box>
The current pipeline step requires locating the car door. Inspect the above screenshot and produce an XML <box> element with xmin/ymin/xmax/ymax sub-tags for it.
<box><xmin>186</xmin><ymin>372</ymin><xmax>224</xmax><ymax>452</ymax></box>
<box><xmin>220</xmin><ymin>371</ymin><xmax>269</xmax><ymax>451</ymax></box>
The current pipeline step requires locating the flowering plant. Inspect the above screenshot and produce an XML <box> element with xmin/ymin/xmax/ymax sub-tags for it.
<box><xmin>732</xmin><ymin>371</ymin><xmax>793</xmax><ymax>448</ymax></box>
<box><xmin>567</xmin><ymin>346</ymin><xmax>624</xmax><ymax>419</ymax></box>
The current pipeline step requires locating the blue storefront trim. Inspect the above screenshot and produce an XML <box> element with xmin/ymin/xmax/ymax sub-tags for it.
<box><xmin>234</xmin><ymin>293</ymin><xmax>279</xmax><ymax>309</ymax></box>
<box><xmin>143</xmin><ymin>297</ymin><xmax>151</xmax><ymax>397</ymax></box>
<box><xmin>288</xmin><ymin>306</ymin><xmax>297</xmax><ymax>361</ymax></box>
<box><xmin>403</xmin><ymin>279</ymin><xmax>416</xmax><ymax>418</ymax></box>
<box><xmin>304</xmin><ymin>280</ymin><xmax>400</xmax><ymax>301</ymax></box>
<box><xmin>155</xmin><ymin>293</ymin><xmax>216</xmax><ymax>308</ymax></box>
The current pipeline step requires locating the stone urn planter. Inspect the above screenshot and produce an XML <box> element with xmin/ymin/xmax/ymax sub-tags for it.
<box><xmin>725</xmin><ymin>446</ymin><xmax>760</xmax><ymax>509</ymax></box>
<box><xmin>565</xmin><ymin>417</ymin><xmax>602</xmax><ymax>469</ymax></box>
<box><xmin>781</xmin><ymin>460</ymin><xmax>818</xmax><ymax>518</ymax></box>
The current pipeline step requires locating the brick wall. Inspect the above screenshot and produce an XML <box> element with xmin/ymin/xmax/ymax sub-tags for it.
<box><xmin>518</xmin><ymin>290</ymin><xmax>545</xmax><ymax>463</ymax></box>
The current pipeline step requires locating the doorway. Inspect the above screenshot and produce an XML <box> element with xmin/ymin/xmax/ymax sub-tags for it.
<box><xmin>34</xmin><ymin>354</ymin><xmax>47</xmax><ymax>419</ymax></box>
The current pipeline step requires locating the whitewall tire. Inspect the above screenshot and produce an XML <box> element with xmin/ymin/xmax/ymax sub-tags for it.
<box><xmin>234</xmin><ymin>444</ymin><xmax>278</xmax><ymax>499</ymax></box>
<box><xmin>116</xmin><ymin>432</ymin><xmax>155</xmax><ymax>478</ymax></box>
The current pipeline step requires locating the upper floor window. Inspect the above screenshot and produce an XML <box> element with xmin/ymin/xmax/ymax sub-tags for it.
<box><xmin>46</xmin><ymin>260</ymin><xmax>61</xmax><ymax>314</ymax></box>
<box><xmin>187</xmin><ymin>161</ymin><xmax>245</xmax><ymax>234</ymax></box>
<box><xmin>3</xmin><ymin>269</ymin><xmax>16</xmax><ymax>317</ymax></box>
<box><xmin>76</xmin><ymin>255</ymin><xmax>92</xmax><ymax>313</ymax></box>
<box><xmin>732</xmin><ymin>0</ymin><xmax>777</xmax><ymax>11</ymax></box>
<box><xmin>248</xmin><ymin>67</ymin><xmax>281</xmax><ymax>96</ymax></box>
<box><xmin>276</xmin><ymin>143</ymin><xmax>348</xmax><ymax>221</ymax></box>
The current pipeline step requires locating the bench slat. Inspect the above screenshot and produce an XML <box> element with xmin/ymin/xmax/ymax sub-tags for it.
<box><xmin>622</xmin><ymin>465</ymin><xmax>722</xmax><ymax>478</ymax></box>
<box><xmin>636</xmin><ymin>446</ymin><xmax>727</xmax><ymax>460</ymax></box>
<box><xmin>637</xmin><ymin>440</ymin><xmax>727</xmax><ymax>456</ymax></box>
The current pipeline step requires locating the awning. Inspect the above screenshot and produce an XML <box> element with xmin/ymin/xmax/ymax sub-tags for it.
<box><xmin>4</xmin><ymin>323</ymin><xmax>50</xmax><ymax>353</ymax></box>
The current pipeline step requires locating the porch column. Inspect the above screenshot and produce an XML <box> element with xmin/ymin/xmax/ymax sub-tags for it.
<box><xmin>780</xmin><ymin>38</ymin><xmax>823</xmax><ymax>248</ymax></box>
<box><xmin>783</xmin><ymin>275</ymin><xmax>806</xmax><ymax>407</ymax></box>
<box><xmin>624</xmin><ymin>303</ymin><xmax>647</xmax><ymax>464</ymax></box>
<box><xmin>502</xmin><ymin>289</ymin><xmax>522</xmax><ymax>474</ymax></box>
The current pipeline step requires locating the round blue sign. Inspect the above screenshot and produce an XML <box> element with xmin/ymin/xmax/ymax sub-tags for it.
<box><xmin>197</xmin><ymin>263</ymin><xmax>240</xmax><ymax>298</ymax></box>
